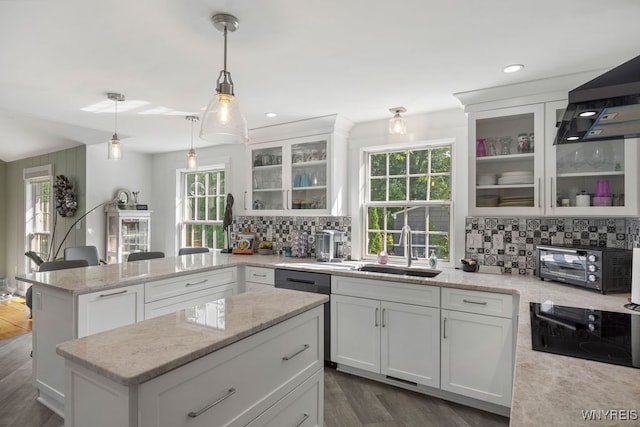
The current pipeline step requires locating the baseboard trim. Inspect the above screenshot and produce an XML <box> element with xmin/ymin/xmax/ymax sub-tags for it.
<box><xmin>336</xmin><ymin>364</ymin><xmax>511</xmax><ymax>418</ymax></box>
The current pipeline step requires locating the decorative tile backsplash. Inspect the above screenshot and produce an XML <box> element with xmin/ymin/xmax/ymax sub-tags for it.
<box><xmin>231</xmin><ymin>215</ymin><xmax>352</xmax><ymax>258</ymax></box>
<box><xmin>465</xmin><ymin>217</ymin><xmax>635</xmax><ymax>275</ymax></box>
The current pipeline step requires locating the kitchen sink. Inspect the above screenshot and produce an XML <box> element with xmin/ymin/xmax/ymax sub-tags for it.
<box><xmin>357</xmin><ymin>264</ymin><xmax>441</xmax><ymax>278</ymax></box>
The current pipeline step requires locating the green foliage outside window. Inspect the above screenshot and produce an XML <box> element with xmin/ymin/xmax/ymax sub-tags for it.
<box><xmin>366</xmin><ymin>146</ymin><xmax>452</xmax><ymax>260</ymax></box>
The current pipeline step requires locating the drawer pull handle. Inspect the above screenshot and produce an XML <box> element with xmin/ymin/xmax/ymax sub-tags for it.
<box><xmin>463</xmin><ymin>299</ymin><xmax>487</xmax><ymax>306</ymax></box>
<box><xmin>375</xmin><ymin>307</ymin><xmax>379</xmax><ymax>327</ymax></box>
<box><xmin>282</xmin><ymin>344</ymin><xmax>310</xmax><ymax>361</ymax></box>
<box><xmin>187</xmin><ymin>387</ymin><xmax>236</xmax><ymax>418</ymax></box>
<box><xmin>186</xmin><ymin>279</ymin><xmax>208</xmax><ymax>286</ymax></box>
<box><xmin>296</xmin><ymin>413</ymin><xmax>310</xmax><ymax>427</ymax></box>
<box><xmin>98</xmin><ymin>290</ymin><xmax>127</xmax><ymax>298</ymax></box>
<box><xmin>253</xmin><ymin>273</ymin><xmax>267</xmax><ymax>277</ymax></box>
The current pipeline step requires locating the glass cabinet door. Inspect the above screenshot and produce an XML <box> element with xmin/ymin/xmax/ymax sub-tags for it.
<box><xmin>290</xmin><ymin>139</ymin><xmax>328</xmax><ymax>211</ymax></box>
<box><xmin>470</xmin><ymin>104</ymin><xmax>544</xmax><ymax>215</ymax></box>
<box><xmin>250</xmin><ymin>146</ymin><xmax>283</xmax><ymax>211</ymax></box>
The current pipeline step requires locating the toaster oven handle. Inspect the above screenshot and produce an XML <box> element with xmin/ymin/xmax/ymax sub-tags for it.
<box><xmin>538</xmin><ymin>246</ymin><xmax>580</xmax><ymax>254</ymax></box>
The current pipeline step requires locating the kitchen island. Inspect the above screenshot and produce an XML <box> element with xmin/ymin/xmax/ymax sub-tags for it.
<box><xmin>56</xmin><ymin>287</ymin><xmax>327</xmax><ymax>427</ymax></box>
<box><xmin>16</xmin><ymin>253</ymin><xmax>640</xmax><ymax>426</ymax></box>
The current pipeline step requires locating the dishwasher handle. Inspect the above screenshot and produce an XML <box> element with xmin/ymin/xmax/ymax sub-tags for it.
<box><xmin>285</xmin><ymin>277</ymin><xmax>316</xmax><ymax>285</ymax></box>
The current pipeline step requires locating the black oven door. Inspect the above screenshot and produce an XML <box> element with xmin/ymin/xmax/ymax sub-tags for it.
<box><xmin>537</xmin><ymin>247</ymin><xmax>588</xmax><ymax>287</ymax></box>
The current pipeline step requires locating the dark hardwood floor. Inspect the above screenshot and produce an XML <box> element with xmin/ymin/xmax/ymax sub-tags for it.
<box><xmin>0</xmin><ymin>333</ymin><xmax>508</xmax><ymax>427</ymax></box>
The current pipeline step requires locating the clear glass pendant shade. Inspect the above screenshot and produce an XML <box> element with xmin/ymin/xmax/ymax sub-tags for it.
<box><xmin>200</xmin><ymin>92</ymin><xmax>248</xmax><ymax>144</ymax></box>
<box><xmin>186</xmin><ymin>149</ymin><xmax>197</xmax><ymax>170</ymax></box>
<box><xmin>108</xmin><ymin>134</ymin><xmax>122</xmax><ymax>160</ymax></box>
<box><xmin>389</xmin><ymin>115</ymin><xmax>406</xmax><ymax>135</ymax></box>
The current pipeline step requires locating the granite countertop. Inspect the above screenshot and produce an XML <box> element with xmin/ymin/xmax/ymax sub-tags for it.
<box><xmin>25</xmin><ymin>254</ymin><xmax>640</xmax><ymax>426</ymax></box>
<box><xmin>56</xmin><ymin>287</ymin><xmax>328</xmax><ymax>386</ymax></box>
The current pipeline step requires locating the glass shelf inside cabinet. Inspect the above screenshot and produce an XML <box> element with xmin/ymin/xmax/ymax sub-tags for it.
<box><xmin>555</xmin><ymin>139</ymin><xmax>626</xmax><ymax>208</ymax></box>
<box><xmin>251</xmin><ymin>146</ymin><xmax>284</xmax><ymax>210</ymax></box>
<box><xmin>475</xmin><ymin>113</ymin><xmax>535</xmax><ymax>208</ymax></box>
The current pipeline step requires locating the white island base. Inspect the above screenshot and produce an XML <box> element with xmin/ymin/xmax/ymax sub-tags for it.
<box><xmin>58</xmin><ymin>290</ymin><xmax>325</xmax><ymax>427</ymax></box>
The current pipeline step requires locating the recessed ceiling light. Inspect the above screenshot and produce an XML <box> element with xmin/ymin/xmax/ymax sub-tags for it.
<box><xmin>579</xmin><ymin>111</ymin><xmax>597</xmax><ymax>117</ymax></box>
<box><xmin>265</xmin><ymin>112</ymin><xmax>278</xmax><ymax>118</ymax></box>
<box><xmin>503</xmin><ymin>64</ymin><xmax>524</xmax><ymax>73</ymax></box>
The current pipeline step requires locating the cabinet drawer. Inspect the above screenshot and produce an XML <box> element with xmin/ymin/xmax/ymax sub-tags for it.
<box><xmin>245</xmin><ymin>266</ymin><xmax>275</xmax><ymax>285</ymax></box>
<box><xmin>139</xmin><ymin>306</ymin><xmax>322</xmax><ymax>427</ymax></box>
<box><xmin>246</xmin><ymin>368</ymin><xmax>322</xmax><ymax>427</ymax></box>
<box><xmin>144</xmin><ymin>268</ymin><xmax>236</xmax><ymax>303</ymax></box>
<box><xmin>441</xmin><ymin>287</ymin><xmax>513</xmax><ymax>318</ymax></box>
<box><xmin>144</xmin><ymin>284</ymin><xmax>235</xmax><ymax>319</ymax></box>
<box><xmin>332</xmin><ymin>276</ymin><xmax>440</xmax><ymax>308</ymax></box>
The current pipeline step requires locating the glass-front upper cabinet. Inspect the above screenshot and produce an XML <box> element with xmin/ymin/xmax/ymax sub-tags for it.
<box><xmin>469</xmin><ymin>104</ymin><xmax>545</xmax><ymax>215</ymax></box>
<box><xmin>105</xmin><ymin>209</ymin><xmax>151</xmax><ymax>264</ymax></box>
<box><xmin>545</xmin><ymin>100</ymin><xmax>639</xmax><ymax>216</ymax></box>
<box><xmin>247</xmin><ymin>135</ymin><xmax>334</xmax><ymax>214</ymax></box>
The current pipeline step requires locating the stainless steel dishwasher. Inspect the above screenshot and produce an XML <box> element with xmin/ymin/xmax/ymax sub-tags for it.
<box><xmin>275</xmin><ymin>269</ymin><xmax>332</xmax><ymax>363</ymax></box>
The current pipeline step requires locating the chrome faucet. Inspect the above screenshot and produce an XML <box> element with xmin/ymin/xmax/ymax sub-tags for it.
<box><xmin>400</xmin><ymin>224</ymin><xmax>414</xmax><ymax>267</ymax></box>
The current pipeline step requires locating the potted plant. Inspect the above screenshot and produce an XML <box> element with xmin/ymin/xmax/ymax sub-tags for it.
<box><xmin>258</xmin><ymin>241</ymin><xmax>273</xmax><ymax>255</ymax></box>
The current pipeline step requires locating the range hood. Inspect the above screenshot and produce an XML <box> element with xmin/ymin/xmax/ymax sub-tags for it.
<box><xmin>554</xmin><ymin>54</ymin><xmax>640</xmax><ymax>144</ymax></box>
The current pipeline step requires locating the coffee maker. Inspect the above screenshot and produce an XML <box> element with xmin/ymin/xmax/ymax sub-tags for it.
<box><xmin>316</xmin><ymin>230</ymin><xmax>346</xmax><ymax>262</ymax></box>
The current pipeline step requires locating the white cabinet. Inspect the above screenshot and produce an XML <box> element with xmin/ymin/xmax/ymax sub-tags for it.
<box><xmin>106</xmin><ymin>209</ymin><xmax>152</xmax><ymax>264</ymax></box>
<box><xmin>469</xmin><ymin>99</ymin><xmax>639</xmax><ymax>217</ymax></box>
<box><xmin>545</xmin><ymin>100</ymin><xmax>639</xmax><ymax>216</ymax></box>
<box><xmin>144</xmin><ymin>268</ymin><xmax>237</xmax><ymax>319</ymax></box>
<box><xmin>331</xmin><ymin>277</ymin><xmax>440</xmax><ymax>387</ymax></box>
<box><xmin>440</xmin><ymin>288</ymin><xmax>514</xmax><ymax>407</ymax></box>
<box><xmin>469</xmin><ymin>104</ymin><xmax>545</xmax><ymax>215</ymax></box>
<box><xmin>63</xmin><ymin>305</ymin><xmax>324</xmax><ymax>427</ymax></box>
<box><xmin>244</xmin><ymin>266</ymin><xmax>275</xmax><ymax>292</ymax></box>
<box><xmin>247</xmin><ymin>135</ymin><xmax>338</xmax><ymax>214</ymax></box>
<box><xmin>244</xmin><ymin>114</ymin><xmax>353</xmax><ymax>215</ymax></box>
<box><xmin>77</xmin><ymin>284</ymin><xmax>144</xmax><ymax>337</ymax></box>
<box><xmin>29</xmin><ymin>267</ymin><xmax>238</xmax><ymax>417</ymax></box>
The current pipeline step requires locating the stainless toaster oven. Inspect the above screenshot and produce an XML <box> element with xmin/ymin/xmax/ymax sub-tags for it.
<box><xmin>535</xmin><ymin>244</ymin><xmax>632</xmax><ymax>294</ymax></box>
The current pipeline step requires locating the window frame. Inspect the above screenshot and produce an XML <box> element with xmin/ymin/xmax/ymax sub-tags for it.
<box><xmin>362</xmin><ymin>140</ymin><xmax>454</xmax><ymax>266</ymax></box>
<box><xmin>179</xmin><ymin>166</ymin><xmax>227</xmax><ymax>251</ymax></box>
<box><xmin>24</xmin><ymin>165</ymin><xmax>53</xmax><ymax>272</ymax></box>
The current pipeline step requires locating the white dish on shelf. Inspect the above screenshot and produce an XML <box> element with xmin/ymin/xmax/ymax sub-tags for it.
<box><xmin>501</xmin><ymin>170</ymin><xmax>533</xmax><ymax>177</ymax></box>
<box><xmin>477</xmin><ymin>174</ymin><xmax>497</xmax><ymax>185</ymax></box>
<box><xmin>498</xmin><ymin>176</ymin><xmax>534</xmax><ymax>185</ymax></box>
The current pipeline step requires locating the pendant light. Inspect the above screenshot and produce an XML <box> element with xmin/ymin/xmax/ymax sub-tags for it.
<box><xmin>389</xmin><ymin>107</ymin><xmax>407</xmax><ymax>135</ymax></box>
<box><xmin>107</xmin><ymin>92</ymin><xmax>125</xmax><ymax>160</ymax></box>
<box><xmin>186</xmin><ymin>115</ymin><xmax>199</xmax><ymax>170</ymax></box>
<box><xmin>200</xmin><ymin>13</ymin><xmax>248</xmax><ymax>145</ymax></box>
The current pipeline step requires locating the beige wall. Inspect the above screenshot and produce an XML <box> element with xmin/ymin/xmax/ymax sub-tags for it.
<box><xmin>5</xmin><ymin>146</ymin><xmax>86</xmax><ymax>293</ymax></box>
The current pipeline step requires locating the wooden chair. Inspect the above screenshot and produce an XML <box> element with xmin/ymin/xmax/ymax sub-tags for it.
<box><xmin>178</xmin><ymin>247</ymin><xmax>210</xmax><ymax>255</ymax></box>
<box><xmin>64</xmin><ymin>245</ymin><xmax>102</xmax><ymax>265</ymax></box>
<box><xmin>127</xmin><ymin>251</ymin><xmax>165</xmax><ymax>262</ymax></box>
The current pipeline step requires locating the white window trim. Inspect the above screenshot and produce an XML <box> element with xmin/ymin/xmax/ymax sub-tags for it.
<box><xmin>360</xmin><ymin>139</ymin><xmax>455</xmax><ymax>268</ymax></box>
<box><xmin>176</xmin><ymin>163</ymin><xmax>227</xmax><ymax>253</ymax></box>
<box><xmin>24</xmin><ymin>164</ymin><xmax>53</xmax><ymax>272</ymax></box>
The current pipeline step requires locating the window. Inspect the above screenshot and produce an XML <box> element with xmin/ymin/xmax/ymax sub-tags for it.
<box><xmin>364</xmin><ymin>144</ymin><xmax>452</xmax><ymax>262</ymax></box>
<box><xmin>24</xmin><ymin>165</ymin><xmax>53</xmax><ymax>270</ymax></box>
<box><xmin>181</xmin><ymin>168</ymin><xmax>226</xmax><ymax>249</ymax></box>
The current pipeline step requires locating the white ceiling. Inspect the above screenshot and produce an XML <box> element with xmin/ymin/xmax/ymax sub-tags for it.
<box><xmin>1</xmin><ymin>0</ymin><xmax>639</xmax><ymax>162</ymax></box>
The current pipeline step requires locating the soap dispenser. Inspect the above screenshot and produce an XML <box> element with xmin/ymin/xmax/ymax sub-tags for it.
<box><xmin>428</xmin><ymin>250</ymin><xmax>438</xmax><ymax>269</ymax></box>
